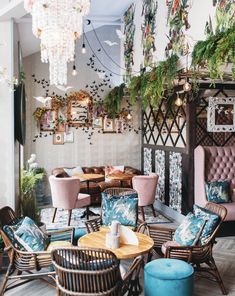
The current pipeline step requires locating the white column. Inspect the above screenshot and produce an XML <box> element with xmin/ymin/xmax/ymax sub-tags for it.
<box><xmin>0</xmin><ymin>20</ymin><xmax>16</xmax><ymax>209</ymax></box>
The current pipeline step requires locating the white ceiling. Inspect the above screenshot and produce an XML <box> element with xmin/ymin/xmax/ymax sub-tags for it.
<box><xmin>13</xmin><ymin>0</ymin><xmax>134</xmax><ymax>57</ymax></box>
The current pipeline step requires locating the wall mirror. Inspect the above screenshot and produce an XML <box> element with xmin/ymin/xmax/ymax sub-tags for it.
<box><xmin>67</xmin><ymin>91</ymin><xmax>93</xmax><ymax>127</ymax></box>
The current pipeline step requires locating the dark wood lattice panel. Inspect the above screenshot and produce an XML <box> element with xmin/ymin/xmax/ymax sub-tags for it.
<box><xmin>195</xmin><ymin>89</ymin><xmax>235</xmax><ymax>147</ymax></box>
<box><xmin>143</xmin><ymin>99</ymin><xmax>187</xmax><ymax>148</ymax></box>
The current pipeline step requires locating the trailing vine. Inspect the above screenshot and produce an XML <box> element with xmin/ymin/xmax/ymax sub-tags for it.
<box><xmin>191</xmin><ymin>25</ymin><xmax>235</xmax><ymax>80</ymax></box>
<box><xmin>104</xmin><ymin>83</ymin><xmax>126</xmax><ymax>118</ymax></box>
<box><xmin>127</xmin><ymin>54</ymin><xmax>179</xmax><ymax>109</ymax></box>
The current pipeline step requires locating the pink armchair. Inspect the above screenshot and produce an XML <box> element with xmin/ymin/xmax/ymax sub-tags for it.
<box><xmin>49</xmin><ymin>176</ymin><xmax>91</xmax><ymax>226</ymax></box>
<box><xmin>132</xmin><ymin>173</ymin><xmax>159</xmax><ymax>221</ymax></box>
<box><xmin>194</xmin><ymin>145</ymin><xmax>235</xmax><ymax>221</ymax></box>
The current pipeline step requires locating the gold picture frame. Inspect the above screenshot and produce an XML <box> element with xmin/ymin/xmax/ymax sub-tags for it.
<box><xmin>67</xmin><ymin>91</ymin><xmax>93</xmax><ymax>127</ymax></box>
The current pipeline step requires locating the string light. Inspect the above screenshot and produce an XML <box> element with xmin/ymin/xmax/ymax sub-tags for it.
<box><xmin>175</xmin><ymin>93</ymin><xmax>183</xmax><ymax>107</ymax></box>
<box><xmin>72</xmin><ymin>64</ymin><xmax>77</xmax><ymax>76</ymax></box>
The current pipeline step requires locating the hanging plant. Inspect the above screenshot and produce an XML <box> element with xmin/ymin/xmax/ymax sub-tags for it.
<box><xmin>191</xmin><ymin>25</ymin><xmax>235</xmax><ymax>80</ymax></box>
<box><xmin>127</xmin><ymin>54</ymin><xmax>179</xmax><ymax>109</ymax></box>
<box><xmin>104</xmin><ymin>83</ymin><xmax>126</xmax><ymax>118</ymax></box>
<box><xmin>33</xmin><ymin>107</ymin><xmax>48</xmax><ymax>121</ymax></box>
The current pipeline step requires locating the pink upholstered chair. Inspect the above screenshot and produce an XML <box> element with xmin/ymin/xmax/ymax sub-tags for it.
<box><xmin>132</xmin><ymin>173</ymin><xmax>159</xmax><ymax>221</ymax></box>
<box><xmin>49</xmin><ymin>176</ymin><xmax>91</xmax><ymax>226</ymax></box>
<box><xmin>194</xmin><ymin>145</ymin><xmax>235</xmax><ymax>221</ymax></box>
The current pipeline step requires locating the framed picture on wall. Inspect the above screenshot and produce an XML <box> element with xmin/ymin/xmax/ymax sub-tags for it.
<box><xmin>53</xmin><ymin>132</ymin><xmax>64</xmax><ymax>145</ymax></box>
<box><xmin>64</xmin><ymin>131</ymin><xmax>74</xmax><ymax>143</ymax></box>
<box><xmin>103</xmin><ymin>117</ymin><xmax>116</xmax><ymax>133</ymax></box>
<box><xmin>40</xmin><ymin>109</ymin><xmax>57</xmax><ymax>131</ymax></box>
<box><xmin>93</xmin><ymin>117</ymin><xmax>103</xmax><ymax>128</ymax></box>
<box><xmin>207</xmin><ymin>97</ymin><xmax>235</xmax><ymax>132</ymax></box>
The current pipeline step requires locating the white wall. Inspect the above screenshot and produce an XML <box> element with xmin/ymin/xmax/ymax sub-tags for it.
<box><xmin>0</xmin><ymin>20</ymin><xmax>15</xmax><ymax>208</ymax></box>
<box><xmin>23</xmin><ymin>25</ymin><xmax>141</xmax><ymax>178</ymax></box>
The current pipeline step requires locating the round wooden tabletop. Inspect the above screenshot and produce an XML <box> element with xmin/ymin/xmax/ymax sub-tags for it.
<box><xmin>106</xmin><ymin>173</ymin><xmax>133</xmax><ymax>181</ymax></box>
<box><xmin>78</xmin><ymin>228</ymin><xmax>154</xmax><ymax>260</ymax></box>
<box><xmin>73</xmin><ymin>173</ymin><xmax>104</xmax><ymax>182</ymax></box>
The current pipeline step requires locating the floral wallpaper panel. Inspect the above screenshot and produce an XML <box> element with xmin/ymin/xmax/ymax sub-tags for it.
<box><xmin>155</xmin><ymin>149</ymin><xmax>165</xmax><ymax>203</ymax></box>
<box><xmin>141</xmin><ymin>0</ymin><xmax>158</xmax><ymax>67</ymax></box>
<box><xmin>143</xmin><ymin>147</ymin><xmax>152</xmax><ymax>175</ymax></box>
<box><xmin>124</xmin><ymin>3</ymin><xmax>136</xmax><ymax>81</ymax></box>
<box><xmin>169</xmin><ymin>151</ymin><xmax>182</xmax><ymax>212</ymax></box>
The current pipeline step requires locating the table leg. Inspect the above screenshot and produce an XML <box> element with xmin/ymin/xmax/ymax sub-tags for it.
<box><xmin>80</xmin><ymin>180</ymin><xmax>99</xmax><ymax>218</ymax></box>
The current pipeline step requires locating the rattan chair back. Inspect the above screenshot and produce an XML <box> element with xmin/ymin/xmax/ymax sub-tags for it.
<box><xmin>51</xmin><ymin>247</ymin><xmax>122</xmax><ymax>296</ymax></box>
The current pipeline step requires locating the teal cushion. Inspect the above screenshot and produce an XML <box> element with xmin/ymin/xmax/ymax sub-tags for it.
<box><xmin>193</xmin><ymin>205</ymin><xmax>220</xmax><ymax>245</ymax></box>
<box><xmin>173</xmin><ymin>213</ymin><xmax>205</xmax><ymax>246</ymax></box>
<box><xmin>144</xmin><ymin>259</ymin><xmax>194</xmax><ymax>280</ymax></box>
<box><xmin>102</xmin><ymin>191</ymin><xmax>138</xmax><ymax>227</ymax></box>
<box><xmin>205</xmin><ymin>181</ymin><xmax>230</xmax><ymax>203</ymax></box>
<box><xmin>47</xmin><ymin>227</ymin><xmax>86</xmax><ymax>245</ymax></box>
<box><xmin>14</xmin><ymin>217</ymin><xmax>49</xmax><ymax>252</ymax></box>
<box><xmin>3</xmin><ymin>218</ymin><xmax>24</xmax><ymax>250</ymax></box>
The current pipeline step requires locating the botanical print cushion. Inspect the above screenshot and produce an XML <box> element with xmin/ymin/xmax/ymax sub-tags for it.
<box><xmin>205</xmin><ymin>180</ymin><xmax>230</xmax><ymax>203</ymax></box>
<box><xmin>14</xmin><ymin>217</ymin><xmax>49</xmax><ymax>252</ymax></box>
<box><xmin>101</xmin><ymin>191</ymin><xmax>138</xmax><ymax>227</ymax></box>
<box><xmin>173</xmin><ymin>212</ymin><xmax>205</xmax><ymax>246</ymax></box>
<box><xmin>3</xmin><ymin>218</ymin><xmax>25</xmax><ymax>250</ymax></box>
<box><xmin>193</xmin><ymin>204</ymin><xmax>220</xmax><ymax>245</ymax></box>
<box><xmin>64</xmin><ymin>166</ymin><xmax>84</xmax><ymax>177</ymax></box>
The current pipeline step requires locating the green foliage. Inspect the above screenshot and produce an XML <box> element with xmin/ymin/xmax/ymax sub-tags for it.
<box><xmin>128</xmin><ymin>54</ymin><xmax>179</xmax><ymax>109</ymax></box>
<box><xmin>104</xmin><ymin>83</ymin><xmax>126</xmax><ymax>118</ymax></box>
<box><xmin>191</xmin><ymin>25</ymin><xmax>235</xmax><ymax>80</ymax></box>
<box><xmin>21</xmin><ymin>169</ymin><xmax>45</xmax><ymax>224</ymax></box>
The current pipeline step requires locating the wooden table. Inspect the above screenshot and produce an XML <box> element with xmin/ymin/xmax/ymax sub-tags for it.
<box><xmin>106</xmin><ymin>173</ymin><xmax>133</xmax><ymax>187</ymax></box>
<box><xmin>78</xmin><ymin>228</ymin><xmax>154</xmax><ymax>260</ymax></box>
<box><xmin>73</xmin><ymin>173</ymin><xmax>104</xmax><ymax>217</ymax></box>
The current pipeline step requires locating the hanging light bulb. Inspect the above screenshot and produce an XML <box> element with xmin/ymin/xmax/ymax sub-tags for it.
<box><xmin>175</xmin><ymin>93</ymin><xmax>183</xmax><ymax>107</ymax></box>
<box><xmin>72</xmin><ymin>64</ymin><xmax>77</xmax><ymax>76</ymax></box>
<box><xmin>183</xmin><ymin>78</ymin><xmax>191</xmax><ymax>92</ymax></box>
<box><xmin>81</xmin><ymin>43</ymin><xmax>86</xmax><ymax>54</ymax></box>
<box><xmin>127</xmin><ymin>113</ymin><xmax>132</xmax><ymax>120</ymax></box>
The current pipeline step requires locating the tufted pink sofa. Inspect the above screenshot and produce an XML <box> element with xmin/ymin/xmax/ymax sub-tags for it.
<box><xmin>194</xmin><ymin>145</ymin><xmax>235</xmax><ymax>221</ymax></box>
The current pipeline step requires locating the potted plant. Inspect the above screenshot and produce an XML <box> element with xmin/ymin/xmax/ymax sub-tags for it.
<box><xmin>21</xmin><ymin>154</ymin><xmax>45</xmax><ymax>227</ymax></box>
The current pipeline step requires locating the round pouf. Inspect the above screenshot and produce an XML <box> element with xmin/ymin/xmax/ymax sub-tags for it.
<box><xmin>144</xmin><ymin>258</ymin><xmax>194</xmax><ymax>296</ymax></box>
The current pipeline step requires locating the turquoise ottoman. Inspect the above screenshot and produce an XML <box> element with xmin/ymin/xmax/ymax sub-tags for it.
<box><xmin>144</xmin><ymin>259</ymin><xmax>194</xmax><ymax>296</ymax></box>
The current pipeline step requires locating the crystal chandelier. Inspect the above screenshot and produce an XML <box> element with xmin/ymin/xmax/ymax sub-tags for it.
<box><xmin>24</xmin><ymin>0</ymin><xmax>90</xmax><ymax>85</ymax></box>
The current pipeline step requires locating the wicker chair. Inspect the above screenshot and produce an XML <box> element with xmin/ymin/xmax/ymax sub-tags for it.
<box><xmin>51</xmin><ymin>247</ymin><xmax>143</xmax><ymax>296</ymax></box>
<box><xmin>0</xmin><ymin>206</ymin><xmax>74</xmax><ymax>294</ymax></box>
<box><xmin>147</xmin><ymin>202</ymin><xmax>228</xmax><ymax>295</ymax></box>
<box><xmin>85</xmin><ymin>188</ymin><xmax>138</xmax><ymax>233</ymax></box>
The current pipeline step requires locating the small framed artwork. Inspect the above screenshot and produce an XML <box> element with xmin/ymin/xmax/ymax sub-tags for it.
<box><xmin>103</xmin><ymin>117</ymin><xmax>116</xmax><ymax>133</ymax></box>
<box><xmin>207</xmin><ymin>97</ymin><xmax>235</xmax><ymax>132</ymax></box>
<box><xmin>53</xmin><ymin>132</ymin><xmax>64</xmax><ymax>145</ymax></box>
<box><xmin>115</xmin><ymin>119</ymin><xmax>123</xmax><ymax>133</ymax></box>
<box><xmin>64</xmin><ymin>131</ymin><xmax>74</xmax><ymax>143</ymax></box>
<box><xmin>40</xmin><ymin>109</ymin><xmax>57</xmax><ymax>131</ymax></box>
<box><xmin>93</xmin><ymin>117</ymin><xmax>103</xmax><ymax>128</ymax></box>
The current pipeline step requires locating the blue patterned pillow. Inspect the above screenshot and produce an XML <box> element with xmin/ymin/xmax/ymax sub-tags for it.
<box><xmin>14</xmin><ymin>217</ymin><xmax>49</xmax><ymax>252</ymax></box>
<box><xmin>173</xmin><ymin>213</ymin><xmax>205</xmax><ymax>246</ymax></box>
<box><xmin>193</xmin><ymin>205</ymin><xmax>220</xmax><ymax>245</ymax></box>
<box><xmin>205</xmin><ymin>181</ymin><xmax>230</xmax><ymax>203</ymax></box>
<box><xmin>101</xmin><ymin>191</ymin><xmax>138</xmax><ymax>227</ymax></box>
<box><xmin>3</xmin><ymin>218</ymin><xmax>25</xmax><ymax>250</ymax></box>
